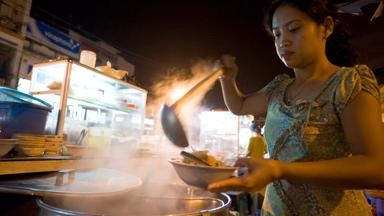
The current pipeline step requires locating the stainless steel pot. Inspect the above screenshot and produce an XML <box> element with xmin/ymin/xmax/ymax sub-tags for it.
<box><xmin>36</xmin><ymin>184</ymin><xmax>231</xmax><ymax>216</ymax></box>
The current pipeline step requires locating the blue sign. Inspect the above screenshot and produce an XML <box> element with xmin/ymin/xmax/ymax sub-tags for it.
<box><xmin>27</xmin><ymin>18</ymin><xmax>80</xmax><ymax>57</ymax></box>
<box><xmin>36</xmin><ymin>21</ymin><xmax>80</xmax><ymax>54</ymax></box>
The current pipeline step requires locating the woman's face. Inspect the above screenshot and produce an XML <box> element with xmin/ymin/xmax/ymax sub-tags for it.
<box><xmin>272</xmin><ymin>5</ymin><xmax>327</xmax><ymax>69</ymax></box>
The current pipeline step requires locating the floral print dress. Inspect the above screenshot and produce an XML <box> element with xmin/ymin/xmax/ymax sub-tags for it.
<box><xmin>261</xmin><ymin>65</ymin><xmax>380</xmax><ymax>216</ymax></box>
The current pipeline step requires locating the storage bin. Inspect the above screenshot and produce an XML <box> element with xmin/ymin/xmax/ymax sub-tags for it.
<box><xmin>0</xmin><ymin>87</ymin><xmax>52</xmax><ymax>138</ymax></box>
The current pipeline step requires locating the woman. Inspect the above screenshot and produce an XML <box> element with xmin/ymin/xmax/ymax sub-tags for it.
<box><xmin>208</xmin><ymin>0</ymin><xmax>384</xmax><ymax>215</ymax></box>
<box><xmin>247</xmin><ymin>122</ymin><xmax>267</xmax><ymax>159</ymax></box>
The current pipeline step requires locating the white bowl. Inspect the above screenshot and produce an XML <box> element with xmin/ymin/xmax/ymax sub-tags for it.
<box><xmin>168</xmin><ymin>158</ymin><xmax>236</xmax><ymax>188</ymax></box>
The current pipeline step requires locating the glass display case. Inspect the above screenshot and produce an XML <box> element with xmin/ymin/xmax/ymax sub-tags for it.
<box><xmin>196</xmin><ymin>111</ymin><xmax>252</xmax><ymax>163</ymax></box>
<box><xmin>29</xmin><ymin>60</ymin><xmax>147</xmax><ymax>153</ymax></box>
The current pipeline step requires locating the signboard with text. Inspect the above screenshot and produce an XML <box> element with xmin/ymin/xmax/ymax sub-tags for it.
<box><xmin>26</xmin><ymin>17</ymin><xmax>80</xmax><ymax>58</ymax></box>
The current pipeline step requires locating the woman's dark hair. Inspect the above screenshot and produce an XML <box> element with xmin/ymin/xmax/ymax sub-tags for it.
<box><xmin>263</xmin><ymin>0</ymin><xmax>358</xmax><ymax>67</ymax></box>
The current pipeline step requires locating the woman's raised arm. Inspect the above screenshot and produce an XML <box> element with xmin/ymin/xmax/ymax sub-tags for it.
<box><xmin>219</xmin><ymin>55</ymin><xmax>268</xmax><ymax>116</ymax></box>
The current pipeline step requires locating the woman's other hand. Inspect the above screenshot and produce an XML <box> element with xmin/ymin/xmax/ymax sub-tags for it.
<box><xmin>216</xmin><ymin>54</ymin><xmax>238</xmax><ymax>80</ymax></box>
<box><xmin>208</xmin><ymin>158</ymin><xmax>280</xmax><ymax>193</ymax></box>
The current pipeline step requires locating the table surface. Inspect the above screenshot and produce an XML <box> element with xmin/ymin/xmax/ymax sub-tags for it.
<box><xmin>0</xmin><ymin>157</ymin><xmax>104</xmax><ymax>175</ymax></box>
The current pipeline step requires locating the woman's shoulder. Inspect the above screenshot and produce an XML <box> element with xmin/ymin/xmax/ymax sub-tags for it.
<box><xmin>334</xmin><ymin>65</ymin><xmax>379</xmax><ymax>93</ymax></box>
<box><xmin>331</xmin><ymin>64</ymin><xmax>380</xmax><ymax>114</ymax></box>
<box><xmin>261</xmin><ymin>73</ymin><xmax>292</xmax><ymax>93</ymax></box>
<box><xmin>336</xmin><ymin>65</ymin><xmax>375</xmax><ymax>79</ymax></box>
<box><xmin>272</xmin><ymin>73</ymin><xmax>292</xmax><ymax>82</ymax></box>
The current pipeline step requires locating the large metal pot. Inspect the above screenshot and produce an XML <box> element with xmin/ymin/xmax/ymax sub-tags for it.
<box><xmin>0</xmin><ymin>166</ymin><xmax>231</xmax><ymax>215</ymax></box>
<box><xmin>36</xmin><ymin>184</ymin><xmax>231</xmax><ymax>216</ymax></box>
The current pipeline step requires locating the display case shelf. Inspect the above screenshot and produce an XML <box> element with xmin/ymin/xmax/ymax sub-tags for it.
<box><xmin>31</xmin><ymin>90</ymin><xmax>137</xmax><ymax>114</ymax></box>
<box><xmin>30</xmin><ymin>90</ymin><xmax>61</xmax><ymax>95</ymax></box>
<box><xmin>69</xmin><ymin>94</ymin><xmax>136</xmax><ymax>113</ymax></box>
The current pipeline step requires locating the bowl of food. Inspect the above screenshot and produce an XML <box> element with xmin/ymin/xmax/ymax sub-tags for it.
<box><xmin>169</xmin><ymin>151</ymin><xmax>237</xmax><ymax>188</ymax></box>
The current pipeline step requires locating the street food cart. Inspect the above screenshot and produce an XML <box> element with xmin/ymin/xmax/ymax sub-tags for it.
<box><xmin>29</xmin><ymin>59</ymin><xmax>147</xmax><ymax>155</ymax></box>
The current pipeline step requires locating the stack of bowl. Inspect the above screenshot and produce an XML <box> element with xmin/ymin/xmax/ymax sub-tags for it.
<box><xmin>43</xmin><ymin>135</ymin><xmax>64</xmax><ymax>156</ymax></box>
<box><xmin>13</xmin><ymin>134</ymin><xmax>63</xmax><ymax>157</ymax></box>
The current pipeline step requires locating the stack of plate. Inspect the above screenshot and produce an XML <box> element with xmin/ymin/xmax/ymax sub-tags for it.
<box><xmin>12</xmin><ymin>134</ymin><xmax>64</xmax><ymax>157</ymax></box>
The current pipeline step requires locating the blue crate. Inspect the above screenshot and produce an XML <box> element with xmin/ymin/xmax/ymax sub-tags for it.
<box><xmin>0</xmin><ymin>87</ymin><xmax>52</xmax><ymax>138</ymax></box>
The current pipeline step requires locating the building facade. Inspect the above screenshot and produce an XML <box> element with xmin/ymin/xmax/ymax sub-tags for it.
<box><xmin>0</xmin><ymin>0</ymin><xmax>135</xmax><ymax>89</ymax></box>
<box><xmin>0</xmin><ymin>0</ymin><xmax>32</xmax><ymax>88</ymax></box>
<box><xmin>20</xmin><ymin>17</ymin><xmax>136</xmax><ymax>85</ymax></box>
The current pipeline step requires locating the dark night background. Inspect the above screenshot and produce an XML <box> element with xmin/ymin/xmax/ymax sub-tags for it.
<box><xmin>30</xmin><ymin>0</ymin><xmax>384</xmax><ymax>109</ymax></box>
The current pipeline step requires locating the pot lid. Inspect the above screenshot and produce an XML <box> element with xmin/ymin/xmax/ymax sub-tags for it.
<box><xmin>0</xmin><ymin>168</ymin><xmax>142</xmax><ymax>196</ymax></box>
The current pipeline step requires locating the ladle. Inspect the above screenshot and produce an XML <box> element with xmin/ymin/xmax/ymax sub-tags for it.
<box><xmin>160</xmin><ymin>69</ymin><xmax>223</xmax><ymax>147</ymax></box>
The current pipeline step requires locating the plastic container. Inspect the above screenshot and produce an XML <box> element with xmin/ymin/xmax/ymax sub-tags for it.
<box><xmin>80</xmin><ymin>50</ymin><xmax>97</xmax><ymax>68</ymax></box>
<box><xmin>0</xmin><ymin>87</ymin><xmax>53</xmax><ymax>138</ymax></box>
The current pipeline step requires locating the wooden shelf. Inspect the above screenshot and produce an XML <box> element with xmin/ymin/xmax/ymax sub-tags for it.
<box><xmin>31</xmin><ymin>90</ymin><xmax>136</xmax><ymax>113</ymax></box>
<box><xmin>30</xmin><ymin>89</ymin><xmax>61</xmax><ymax>95</ymax></box>
<box><xmin>0</xmin><ymin>158</ymin><xmax>104</xmax><ymax>175</ymax></box>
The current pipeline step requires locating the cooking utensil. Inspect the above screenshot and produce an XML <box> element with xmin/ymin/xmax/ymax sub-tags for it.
<box><xmin>76</xmin><ymin>129</ymin><xmax>88</xmax><ymax>145</ymax></box>
<box><xmin>160</xmin><ymin>104</ymin><xmax>188</xmax><ymax>147</ymax></box>
<box><xmin>180</xmin><ymin>150</ymin><xmax>211</xmax><ymax>166</ymax></box>
<box><xmin>160</xmin><ymin>69</ymin><xmax>223</xmax><ymax>147</ymax></box>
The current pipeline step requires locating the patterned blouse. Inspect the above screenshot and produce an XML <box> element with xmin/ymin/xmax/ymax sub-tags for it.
<box><xmin>261</xmin><ymin>65</ymin><xmax>380</xmax><ymax>216</ymax></box>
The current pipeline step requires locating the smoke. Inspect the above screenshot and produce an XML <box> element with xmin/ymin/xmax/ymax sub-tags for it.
<box><xmin>36</xmin><ymin>60</ymin><xmax>234</xmax><ymax>215</ymax></box>
<box><xmin>151</xmin><ymin>58</ymin><xmax>218</xmax><ymax>149</ymax></box>
<box><xmin>88</xmin><ymin>59</ymin><xmax>220</xmax><ymax>202</ymax></box>
<box><xmin>152</xmin><ymin>59</ymin><xmax>216</xmax><ymax>106</ymax></box>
